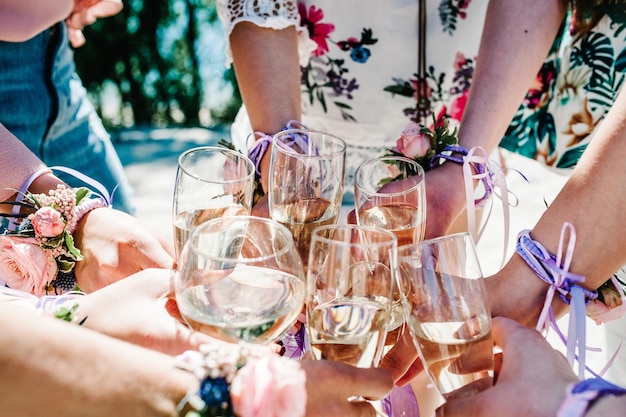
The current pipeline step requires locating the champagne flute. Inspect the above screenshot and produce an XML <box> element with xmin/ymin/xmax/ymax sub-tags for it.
<box><xmin>172</xmin><ymin>146</ymin><xmax>255</xmax><ymax>259</ymax></box>
<box><xmin>173</xmin><ymin>215</ymin><xmax>305</xmax><ymax>345</ymax></box>
<box><xmin>306</xmin><ymin>224</ymin><xmax>397</xmax><ymax>416</ymax></box>
<box><xmin>268</xmin><ymin>128</ymin><xmax>346</xmax><ymax>271</ymax></box>
<box><xmin>400</xmin><ymin>232</ymin><xmax>494</xmax><ymax>401</ymax></box>
<box><xmin>354</xmin><ymin>156</ymin><xmax>426</xmax><ymax>246</ymax></box>
<box><xmin>354</xmin><ymin>156</ymin><xmax>426</xmax><ymax>341</ymax></box>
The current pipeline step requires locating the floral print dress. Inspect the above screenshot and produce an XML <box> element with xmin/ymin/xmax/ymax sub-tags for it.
<box><xmin>219</xmin><ymin>0</ymin><xmax>488</xmax><ymax>200</ymax></box>
<box><xmin>501</xmin><ymin>8</ymin><xmax>626</xmax><ymax>170</ymax></box>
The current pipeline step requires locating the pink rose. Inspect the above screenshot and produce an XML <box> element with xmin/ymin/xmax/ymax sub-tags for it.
<box><xmin>395</xmin><ymin>122</ymin><xmax>431</xmax><ymax>159</ymax></box>
<box><xmin>231</xmin><ymin>355</ymin><xmax>307</xmax><ymax>417</ymax></box>
<box><xmin>31</xmin><ymin>206</ymin><xmax>66</xmax><ymax>238</ymax></box>
<box><xmin>0</xmin><ymin>236</ymin><xmax>57</xmax><ymax>297</ymax></box>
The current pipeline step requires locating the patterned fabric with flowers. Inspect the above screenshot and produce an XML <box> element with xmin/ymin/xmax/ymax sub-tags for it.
<box><xmin>0</xmin><ymin>185</ymin><xmax>92</xmax><ymax>296</ymax></box>
<box><xmin>220</xmin><ymin>1</ymin><xmax>489</xmax><ymax>196</ymax></box>
<box><xmin>501</xmin><ymin>8</ymin><xmax>626</xmax><ymax>169</ymax></box>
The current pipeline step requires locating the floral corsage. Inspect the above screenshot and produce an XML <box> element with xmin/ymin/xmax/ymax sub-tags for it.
<box><xmin>0</xmin><ymin>185</ymin><xmax>99</xmax><ymax>296</ymax></box>
<box><xmin>384</xmin><ymin>115</ymin><xmax>460</xmax><ymax>180</ymax></box>
<box><xmin>176</xmin><ymin>343</ymin><xmax>306</xmax><ymax>417</ymax></box>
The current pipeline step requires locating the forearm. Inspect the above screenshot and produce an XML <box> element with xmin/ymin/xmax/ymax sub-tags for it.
<box><xmin>458</xmin><ymin>0</ymin><xmax>566</xmax><ymax>152</ymax></box>
<box><xmin>0</xmin><ymin>124</ymin><xmax>66</xmax><ymax>208</ymax></box>
<box><xmin>0</xmin><ymin>304</ymin><xmax>194</xmax><ymax>417</ymax></box>
<box><xmin>230</xmin><ymin>22</ymin><xmax>301</xmax><ymax>190</ymax></box>
<box><xmin>230</xmin><ymin>22</ymin><xmax>301</xmax><ymax>134</ymax></box>
<box><xmin>0</xmin><ymin>0</ymin><xmax>73</xmax><ymax>41</ymax></box>
<box><xmin>490</xmin><ymin>86</ymin><xmax>626</xmax><ymax>325</ymax></box>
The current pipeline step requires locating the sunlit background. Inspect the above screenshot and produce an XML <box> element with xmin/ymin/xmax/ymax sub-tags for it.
<box><xmin>74</xmin><ymin>0</ymin><xmax>239</xmax><ymax>131</ymax></box>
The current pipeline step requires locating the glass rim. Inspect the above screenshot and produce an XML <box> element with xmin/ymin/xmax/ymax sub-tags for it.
<box><xmin>311</xmin><ymin>223</ymin><xmax>398</xmax><ymax>248</ymax></box>
<box><xmin>177</xmin><ymin>146</ymin><xmax>255</xmax><ymax>185</ymax></box>
<box><xmin>183</xmin><ymin>215</ymin><xmax>298</xmax><ymax>265</ymax></box>
<box><xmin>354</xmin><ymin>156</ymin><xmax>425</xmax><ymax>197</ymax></box>
<box><xmin>272</xmin><ymin>128</ymin><xmax>348</xmax><ymax>159</ymax></box>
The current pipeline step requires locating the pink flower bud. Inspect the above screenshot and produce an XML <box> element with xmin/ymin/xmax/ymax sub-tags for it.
<box><xmin>32</xmin><ymin>206</ymin><xmax>66</xmax><ymax>237</ymax></box>
<box><xmin>395</xmin><ymin>122</ymin><xmax>431</xmax><ymax>159</ymax></box>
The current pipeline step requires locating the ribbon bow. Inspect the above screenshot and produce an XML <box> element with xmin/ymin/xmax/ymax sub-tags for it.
<box><xmin>516</xmin><ymin>224</ymin><xmax>597</xmax><ymax>377</ymax></box>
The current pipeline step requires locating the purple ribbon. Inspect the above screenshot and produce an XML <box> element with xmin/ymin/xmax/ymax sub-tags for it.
<box><xmin>516</xmin><ymin>224</ymin><xmax>597</xmax><ymax>377</ymax></box>
<box><xmin>433</xmin><ymin>145</ymin><xmax>515</xmax><ymax>268</ymax></box>
<box><xmin>246</xmin><ymin>120</ymin><xmax>308</xmax><ymax>176</ymax></box>
<box><xmin>381</xmin><ymin>384</ymin><xmax>420</xmax><ymax>417</ymax></box>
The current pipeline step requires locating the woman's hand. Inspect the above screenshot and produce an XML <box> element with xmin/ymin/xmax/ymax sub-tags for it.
<box><xmin>301</xmin><ymin>359</ymin><xmax>393</xmax><ymax>416</ymax></box>
<box><xmin>435</xmin><ymin>317</ymin><xmax>577</xmax><ymax>417</ymax></box>
<box><xmin>73</xmin><ymin>207</ymin><xmax>174</xmax><ymax>292</ymax></box>
<box><xmin>76</xmin><ymin>268</ymin><xmax>219</xmax><ymax>355</ymax></box>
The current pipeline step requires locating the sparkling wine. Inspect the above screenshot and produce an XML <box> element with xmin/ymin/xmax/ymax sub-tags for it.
<box><xmin>174</xmin><ymin>205</ymin><xmax>248</xmax><ymax>257</ymax></box>
<box><xmin>308</xmin><ymin>297</ymin><xmax>390</xmax><ymax>367</ymax></box>
<box><xmin>177</xmin><ymin>265</ymin><xmax>305</xmax><ymax>344</ymax></box>
<box><xmin>358</xmin><ymin>203</ymin><xmax>424</xmax><ymax>246</ymax></box>
<box><xmin>409</xmin><ymin>303</ymin><xmax>494</xmax><ymax>400</ymax></box>
<box><xmin>272</xmin><ymin>198</ymin><xmax>339</xmax><ymax>267</ymax></box>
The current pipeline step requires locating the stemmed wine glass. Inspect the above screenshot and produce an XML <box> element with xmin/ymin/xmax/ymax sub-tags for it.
<box><xmin>268</xmin><ymin>128</ymin><xmax>347</xmax><ymax>270</ymax></box>
<box><xmin>354</xmin><ymin>156</ymin><xmax>426</xmax><ymax>342</ymax></box>
<box><xmin>400</xmin><ymin>232</ymin><xmax>494</xmax><ymax>401</ymax></box>
<box><xmin>173</xmin><ymin>215</ymin><xmax>305</xmax><ymax>345</ymax></box>
<box><xmin>306</xmin><ymin>224</ymin><xmax>397</xmax><ymax>415</ymax></box>
<box><xmin>172</xmin><ymin>146</ymin><xmax>255</xmax><ymax>259</ymax></box>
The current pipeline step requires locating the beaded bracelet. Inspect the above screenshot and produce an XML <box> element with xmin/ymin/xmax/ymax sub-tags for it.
<box><xmin>175</xmin><ymin>343</ymin><xmax>306</xmax><ymax>417</ymax></box>
<box><xmin>557</xmin><ymin>377</ymin><xmax>626</xmax><ymax>417</ymax></box>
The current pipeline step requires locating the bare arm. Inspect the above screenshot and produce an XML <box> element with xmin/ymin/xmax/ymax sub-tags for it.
<box><xmin>489</xmin><ymin>84</ymin><xmax>626</xmax><ymax>325</ymax></box>
<box><xmin>229</xmin><ymin>22</ymin><xmax>302</xmax><ymax>191</ymax></box>
<box><xmin>0</xmin><ymin>0</ymin><xmax>73</xmax><ymax>41</ymax></box>
<box><xmin>423</xmin><ymin>0</ymin><xmax>568</xmax><ymax>238</ymax></box>
<box><xmin>0</xmin><ymin>303</ymin><xmax>193</xmax><ymax>417</ymax></box>
<box><xmin>459</xmin><ymin>0</ymin><xmax>567</xmax><ymax>151</ymax></box>
<box><xmin>0</xmin><ymin>123</ymin><xmax>64</xmax><ymax>211</ymax></box>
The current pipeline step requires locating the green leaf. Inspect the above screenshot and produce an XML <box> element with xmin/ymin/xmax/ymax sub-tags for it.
<box><xmin>64</xmin><ymin>232</ymin><xmax>84</xmax><ymax>261</ymax></box>
<box><xmin>74</xmin><ymin>187</ymin><xmax>91</xmax><ymax>205</ymax></box>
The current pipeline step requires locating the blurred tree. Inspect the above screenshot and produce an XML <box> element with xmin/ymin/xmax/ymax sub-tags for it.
<box><xmin>74</xmin><ymin>0</ymin><xmax>241</xmax><ymax>129</ymax></box>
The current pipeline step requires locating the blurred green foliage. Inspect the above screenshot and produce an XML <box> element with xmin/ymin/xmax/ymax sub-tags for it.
<box><xmin>74</xmin><ymin>0</ymin><xmax>241</xmax><ymax>129</ymax></box>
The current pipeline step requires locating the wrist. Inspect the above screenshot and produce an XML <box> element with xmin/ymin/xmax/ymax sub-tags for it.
<box><xmin>557</xmin><ymin>378</ymin><xmax>626</xmax><ymax>417</ymax></box>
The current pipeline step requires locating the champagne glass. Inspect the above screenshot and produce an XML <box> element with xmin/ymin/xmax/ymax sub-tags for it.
<box><xmin>354</xmin><ymin>156</ymin><xmax>426</xmax><ymax>246</ymax></box>
<box><xmin>306</xmin><ymin>224</ymin><xmax>397</xmax><ymax>417</ymax></box>
<box><xmin>268</xmin><ymin>128</ymin><xmax>347</xmax><ymax>270</ymax></box>
<box><xmin>173</xmin><ymin>215</ymin><xmax>305</xmax><ymax>345</ymax></box>
<box><xmin>306</xmin><ymin>224</ymin><xmax>397</xmax><ymax>367</ymax></box>
<box><xmin>400</xmin><ymin>232</ymin><xmax>494</xmax><ymax>401</ymax></box>
<box><xmin>354</xmin><ymin>156</ymin><xmax>426</xmax><ymax>341</ymax></box>
<box><xmin>172</xmin><ymin>146</ymin><xmax>255</xmax><ymax>259</ymax></box>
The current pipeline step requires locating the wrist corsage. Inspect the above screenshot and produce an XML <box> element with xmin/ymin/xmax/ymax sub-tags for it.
<box><xmin>384</xmin><ymin>114</ymin><xmax>460</xmax><ymax>178</ymax></box>
<box><xmin>0</xmin><ymin>184</ymin><xmax>105</xmax><ymax>296</ymax></box>
<box><xmin>176</xmin><ymin>343</ymin><xmax>306</xmax><ymax>417</ymax></box>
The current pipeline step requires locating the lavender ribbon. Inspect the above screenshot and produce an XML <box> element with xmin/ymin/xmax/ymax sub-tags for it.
<box><xmin>381</xmin><ymin>384</ymin><xmax>420</xmax><ymax>417</ymax></box>
<box><xmin>246</xmin><ymin>120</ymin><xmax>308</xmax><ymax>176</ymax></box>
<box><xmin>516</xmin><ymin>224</ymin><xmax>597</xmax><ymax>377</ymax></box>
<box><xmin>279</xmin><ymin>323</ymin><xmax>308</xmax><ymax>360</ymax></box>
<box><xmin>433</xmin><ymin>145</ymin><xmax>515</xmax><ymax>267</ymax></box>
